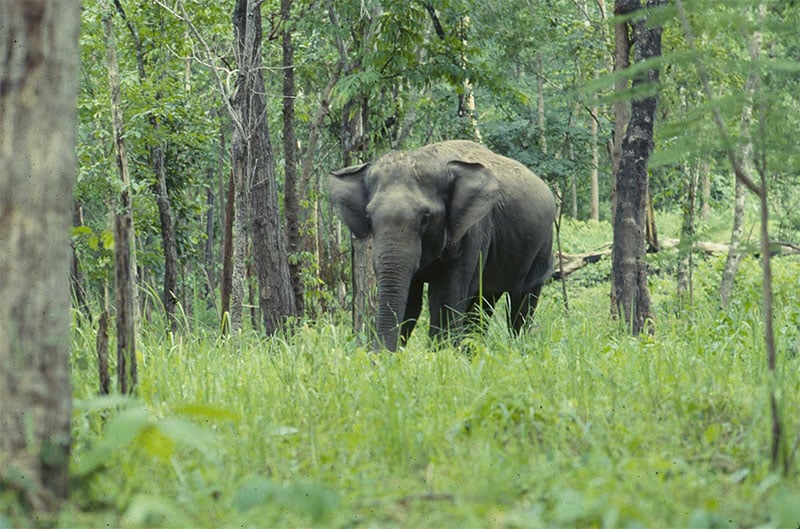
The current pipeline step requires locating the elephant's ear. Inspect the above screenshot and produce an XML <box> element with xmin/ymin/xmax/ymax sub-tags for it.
<box><xmin>446</xmin><ymin>160</ymin><xmax>500</xmax><ymax>242</ymax></box>
<box><xmin>328</xmin><ymin>163</ymin><xmax>372</xmax><ymax>238</ymax></box>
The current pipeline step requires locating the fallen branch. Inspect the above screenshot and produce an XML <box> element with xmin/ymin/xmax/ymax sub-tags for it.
<box><xmin>554</xmin><ymin>239</ymin><xmax>799</xmax><ymax>278</ymax></box>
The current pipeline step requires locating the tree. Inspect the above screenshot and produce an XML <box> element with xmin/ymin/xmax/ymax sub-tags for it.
<box><xmin>611</xmin><ymin>0</ymin><xmax>665</xmax><ymax>334</ymax></box>
<box><xmin>282</xmin><ymin>0</ymin><xmax>305</xmax><ymax>315</ymax></box>
<box><xmin>232</xmin><ymin>0</ymin><xmax>297</xmax><ymax>334</ymax></box>
<box><xmin>0</xmin><ymin>0</ymin><xmax>80</xmax><ymax>513</ymax></box>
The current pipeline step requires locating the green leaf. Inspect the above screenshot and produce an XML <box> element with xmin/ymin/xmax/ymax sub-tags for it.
<box><xmin>72</xmin><ymin>407</ymin><xmax>150</xmax><ymax>478</ymax></box>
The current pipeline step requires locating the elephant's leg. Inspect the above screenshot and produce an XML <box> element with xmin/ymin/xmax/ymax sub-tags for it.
<box><xmin>399</xmin><ymin>278</ymin><xmax>424</xmax><ymax>346</ymax></box>
<box><xmin>465</xmin><ymin>293</ymin><xmax>498</xmax><ymax>333</ymax></box>
<box><xmin>427</xmin><ymin>282</ymin><xmax>470</xmax><ymax>342</ymax></box>
<box><xmin>509</xmin><ymin>283</ymin><xmax>543</xmax><ymax>333</ymax></box>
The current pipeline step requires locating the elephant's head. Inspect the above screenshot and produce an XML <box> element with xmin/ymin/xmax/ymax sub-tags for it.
<box><xmin>329</xmin><ymin>147</ymin><xmax>500</xmax><ymax>350</ymax></box>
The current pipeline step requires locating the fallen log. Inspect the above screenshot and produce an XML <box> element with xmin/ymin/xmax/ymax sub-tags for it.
<box><xmin>554</xmin><ymin>239</ymin><xmax>799</xmax><ymax>279</ymax></box>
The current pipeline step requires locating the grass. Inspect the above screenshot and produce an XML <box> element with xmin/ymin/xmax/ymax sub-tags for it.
<box><xmin>11</xmin><ymin>215</ymin><xmax>800</xmax><ymax>528</ymax></box>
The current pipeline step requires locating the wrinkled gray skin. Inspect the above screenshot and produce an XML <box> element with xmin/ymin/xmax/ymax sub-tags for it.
<box><xmin>329</xmin><ymin>140</ymin><xmax>556</xmax><ymax>351</ymax></box>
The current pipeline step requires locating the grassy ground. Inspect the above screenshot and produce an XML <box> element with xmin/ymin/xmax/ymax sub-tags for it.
<box><xmin>14</xmin><ymin>216</ymin><xmax>800</xmax><ymax>528</ymax></box>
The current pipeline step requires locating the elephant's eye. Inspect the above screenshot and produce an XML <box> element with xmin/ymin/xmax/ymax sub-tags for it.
<box><xmin>420</xmin><ymin>211</ymin><xmax>431</xmax><ymax>229</ymax></box>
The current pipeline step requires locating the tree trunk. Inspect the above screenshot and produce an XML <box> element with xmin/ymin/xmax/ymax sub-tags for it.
<box><xmin>611</xmin><ymin>0</ymin><xmax>664</xmax><ymax>335</ymax></box>
<box><xmin>537</xmin><ymin>51</ymin><xmax>548</xmax><ymax>155</ymax></box>
<box><xmin>220</xmin><ymin>170</ymin><xmax>235</xmax><ymax>331</ymax></box>
<box><xmin>152</xmin><ymin>143</ymin><xmax>180</xmax><ymax>332</ymax></box>
<box><xmin>590</xmin><ymin>106</ymin><xmax>600</xmax><ymax>221</ymax></box>
<box><xmin>71</xmin><ymin>201</ymin><xmax>93</xmax><ymax>323</ymax></box>
<box><xmin>609</xmin><ymin>3</ymin><xmax>631</xmax><ymax>318</ymax></box>
<box><xmin>230</xmin><ymin>145</ymin><xmax>247</xmax><ymax>333</ymax></box>
<box><xmin>0</xmin><ymin>1</ymin><xmax>79</xmax><ymax>513</ymax></box>
<box><xmin>103</xmin><ymin>1</ymin><xmax>137</xmax><ymax>392</ymax></box>
<box><xmin>282</xmin><ymin>0</ymin><xmax>305</xmax><ymax>315</ymax></box>
<box><xmin>204</xmin><ymin>183</ymin><xmax>216</xmax><ymax>308</ymax></box>
<box><xmin>233</xmin><ymin>0</ymin><xmax>297</xmax><ymax>335</ymax></box>
<box><xmin>677</xmin><ymin>161</ymin><xmax>697</xmax><ymax>304</ymax></box>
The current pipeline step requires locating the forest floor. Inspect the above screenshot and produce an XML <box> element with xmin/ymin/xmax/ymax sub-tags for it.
<box><xmin>14</xmin><ymin>212</ymin><xmax>800</xmax><ymax>528</ymax></box>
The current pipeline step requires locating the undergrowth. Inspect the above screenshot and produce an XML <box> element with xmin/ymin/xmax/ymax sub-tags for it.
<box><xmin>9</xmin><ymin>216</ymin><xmax>800</xmax><ymax>528</ymax></box>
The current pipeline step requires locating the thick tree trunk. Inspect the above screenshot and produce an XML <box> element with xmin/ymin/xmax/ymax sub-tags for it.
<box><xmin>282</xmin><ymin>0</ymin><xmax>305</xmax><ymax>316</ymax></box>
<box><xmin>611</xmin><ymin>0</ymin><xmax>663</xmax><ymax>334</ymax></box>
<box><xmin>103</xmin><ymin>1</ymin><xmax>137</xmax><ymax>392</ymax></box>
<box><xmin>233</xmin><ymin>0</ymin><xmax>297</xmax><ymax>335</ymax></box>
<box><xmin>0</xmin><ymin>1</ymin><xmax>79</xmax><ymax>513</ymax></box>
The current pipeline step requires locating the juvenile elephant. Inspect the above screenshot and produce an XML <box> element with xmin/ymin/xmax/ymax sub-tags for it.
<box><xmin>329</xmin><ymin>140</ymin><xmax>556</xmax><ymax>351</ymax></box>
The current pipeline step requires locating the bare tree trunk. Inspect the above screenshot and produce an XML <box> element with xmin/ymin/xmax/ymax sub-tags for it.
<box><xmin>537</xmin><ymin>51</ymin><xmax>548</xmax><ymax>155</ymax></box>
<box><xmin>0</xmin><ymin>1</ymin><xmax>79</xmax><ymax>513</ymax></box>
<box><xmin>97</xmin><ymin>311</ymin><xmax>111</xmax><ymax>395</ymax></box>
<box><xmin>230</xmin><ymin>150</ymin><xmax>247</xmax><ymax>333</ymax></box>
<box><xmin>609</xmin><ymin>2</ymin><xmax>631</xmax><ymax>318</ymax></box>
<box><xmin>677</xmin><ymin>161</ymin><xmax>697</xmax><ymax>305</ymax></box>
<box><xmin>103</xmin><ymin>1</ymin><xmax>137</xmax><ymax>392</ymax></box>
<box><xmin>233</xmin><ymin>0</ymin><xmax>297</xmax><ymax>334</ymax></box>
<box><xmin>152</xmin><ymin>143</ymin><xmax>180</xmax><ymax>331</ymax></box>
<box><xmin>71</xmin><ymin>201</ymin><xmax>94</xmax><ymax>323</ymax></box>
<box><xmin>204</xmin><ymin>182</ymin><xmax>216</xmax><ymax>307</ymax></box>
<box><xmin>590</xmin><ymin>106</ymin><xmax>600</xmax><ymax>221</ymax></box>
<box><xmin>220</xmin><ymin>171</ymin><xmax>235</xmax><ymax>331</ymax></box>
<box><xmin>611</xmin><ymin>0</ymin><xmax>663</xmax><ymax>334</ymax></box>
<box><xmin>282</xmin><ymin>0</ymin><xmax>305</xmax><ymax>315</ymax></box>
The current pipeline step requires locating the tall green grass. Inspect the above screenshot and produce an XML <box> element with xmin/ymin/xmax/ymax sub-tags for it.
<box><xmin>54</xmin><ymin>248</ymin><xmax>800</xmax><ymax>528</ymax></box>
<box><xmin>8</xmin><ymin>215</ymin><xmax>791</xmax><ymax>528</ymax></box>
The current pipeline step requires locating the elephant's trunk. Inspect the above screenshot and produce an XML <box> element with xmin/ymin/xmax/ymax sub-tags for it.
<box><xmin>373</xmin><ymin>245</ymin><xmax>418</xmax><ymax>352</ymax></box>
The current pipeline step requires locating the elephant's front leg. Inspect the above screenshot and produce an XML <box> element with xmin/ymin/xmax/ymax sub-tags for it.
<box><xmin>427</xmin><ymin>268</ymin><xmax>478</xmax><ymax>342</ymax></box>
<box><xmin>399</xmin><ymin>277</ymin><xmax>424</xmax><ymax>347</ymax></box>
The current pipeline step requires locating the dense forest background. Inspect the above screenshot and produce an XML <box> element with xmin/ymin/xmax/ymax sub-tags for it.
<box><xmin>70</xmin><ymin>0</ymin><xmax>798</xmax><ymax>335</ymax></box>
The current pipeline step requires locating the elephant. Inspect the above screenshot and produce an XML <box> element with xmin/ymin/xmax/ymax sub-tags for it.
<box><xmin>329</xmin><ymin>140</ymin><xmax>556</xmax><ymax>351</ymax></box>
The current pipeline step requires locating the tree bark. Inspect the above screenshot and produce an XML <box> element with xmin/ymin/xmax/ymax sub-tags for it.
<box><xmin>103</xmin><ymin>1</ymin><xmax>137</xmax><ymax>392</ymax></box>
<box><xmin>609</xmin><ymin>2</ymin><xmax>632</xmax><ymax>318</ymax></box>
<box><xmin>677</xmin><ymin>162</ymin><xmax>697</xmax><ymax>304</ymax></box>
<box><xmin>71</xmin><ymin>201</ymin><xmax>93</xmax><ymax>323</ymax></box>
<box><xmin>232</xmin><ymin>0</ymin><xmax>297</xmax><ymax>335</ymax></box>
<box><xmin>0</xmin><ymin>0</ymin><xmax>80</xmax><ymax>513</ymax></box>
<box><xmin>152</xmin><ymin>142</ymin><xmax>180</xmax><ymax>332</ymax></box>
<box><xmin>282</xmin><ymin>0</ymin><xmax>305</xmax><ymax>315</ymax></box>
<box><xmin>611</xmin><ymin>0</ymin><xmax>663</xmax><ymax>334</ymax></box>
<box><xmin>220</xmin><ymin>170</ymin><xmax>235</xmax><ymax>331</ymax></box>
<box><xmin>590</xmin><ymin>105</ymin><xmax>600</xmax><ymax>221</ymax></box>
